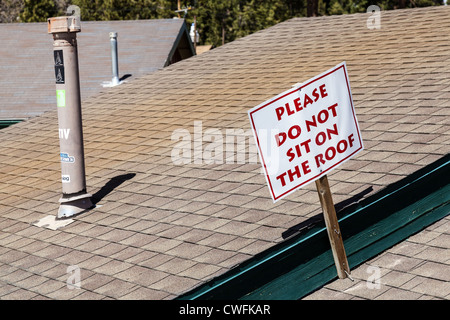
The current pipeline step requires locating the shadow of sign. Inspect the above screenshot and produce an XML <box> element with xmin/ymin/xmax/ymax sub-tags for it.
<box><xmin>282</xmin><ymin>186</ymin><xmax>373</xmax><ymax>239</ymax></box>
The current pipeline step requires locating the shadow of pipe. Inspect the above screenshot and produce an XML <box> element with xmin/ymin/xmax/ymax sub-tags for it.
<box><xmin>91</xmin><ymin>173</ymin><xmax>136</xmax><ymax>205</ymax></box>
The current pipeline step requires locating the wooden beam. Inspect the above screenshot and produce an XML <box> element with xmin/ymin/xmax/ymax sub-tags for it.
<box><xmin>315</xmin><ymin>175</ymin><xmax>350</xmax><ymax>279</ymax></box>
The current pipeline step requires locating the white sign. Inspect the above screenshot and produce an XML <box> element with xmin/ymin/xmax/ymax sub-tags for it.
<box><xmin>248</xmin><ymin>62</ymin><xmax>363</xmax><ymax>202</ymax></box>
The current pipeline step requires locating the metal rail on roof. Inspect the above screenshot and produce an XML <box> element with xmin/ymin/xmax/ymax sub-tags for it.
<box><xmin>0</xmin><ymin>120</ymin><xmax>23</xmax><ymax>129</ymax></box>
<box><xmin>177</xmin><ymin>154</ymin><xmax>450</xmax><ymax>300</ymax></box>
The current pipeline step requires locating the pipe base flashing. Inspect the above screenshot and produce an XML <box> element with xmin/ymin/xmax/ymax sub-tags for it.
<box><xmin>57</xmin><ymin>193</ymin><xmax>93</xmax><ymax>220</ymax></box>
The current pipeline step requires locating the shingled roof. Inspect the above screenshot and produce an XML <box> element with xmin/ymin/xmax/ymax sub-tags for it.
<box><xmin>0</xmin><ymin>18</ymin><xmax>195</xmax><ymax>120</ymax></box>
<box><xmin>0</xmin><ymin>6</ymin><xmax>449</xmax><ymax>300</ymax></box>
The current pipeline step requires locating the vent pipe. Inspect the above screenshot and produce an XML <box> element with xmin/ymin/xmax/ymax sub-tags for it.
<box><xmin>110</xmin><ymin>32</ymin><xmax>120</xmax><ymax>86</ymax></box>
<box><xmin>48</xmin><ymin>16</ymin><xmax>93</xmax><ymax>219</ymax></box>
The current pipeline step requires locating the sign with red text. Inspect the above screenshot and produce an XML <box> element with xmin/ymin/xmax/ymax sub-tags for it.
<box><xmin>249</xmin><ymin>62</ymin><xmax>363</xmax><ymax>202</ymax></box>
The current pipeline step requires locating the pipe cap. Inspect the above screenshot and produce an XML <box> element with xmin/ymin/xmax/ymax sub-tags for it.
<box><xmin>48</xmin><ymin>16</ymin><xmax>81</xmax><ymax>34</ymax></box>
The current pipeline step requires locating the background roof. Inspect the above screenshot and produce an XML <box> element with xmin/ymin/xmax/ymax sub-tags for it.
<box><xmin>0</xmin><ymin>6</ymin><xmax>449</xmax><ymax>299</ymax></box>
<box><xmin>0</xmin><ymin>18</ymin><xmax>194</xmax><ymax>120</ymax></box>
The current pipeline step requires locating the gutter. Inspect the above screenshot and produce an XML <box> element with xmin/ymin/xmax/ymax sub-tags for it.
<box><xmin>177</xmin><ymin>153</ymin><xmax>450</xmax><ymax>300</ymax></box>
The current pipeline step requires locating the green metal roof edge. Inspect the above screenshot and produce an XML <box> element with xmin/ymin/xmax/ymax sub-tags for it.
<box><xmin>0</xmin><ymin>119</ymin><xmax>23</xmax><ymax>129</ymax></box>
<box><xmin>176</xmin><ymin>153</ymin><xmax>450</xmax><ymax>300</ymax></box>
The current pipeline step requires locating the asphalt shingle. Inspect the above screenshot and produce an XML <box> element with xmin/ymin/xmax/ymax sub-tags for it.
<box><xmin>306</xmin><ymin>216</ymin><xmax>450</xmax><ymax>300</ymax></box>
<box><xmin>0</xmin><ymin>6</ymin><xmax>449</xmax><ymax>300</ymax></box>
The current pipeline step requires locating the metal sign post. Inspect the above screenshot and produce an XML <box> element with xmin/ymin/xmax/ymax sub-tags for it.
<box><xmin>48</xmin><ymin>16</ymin><xmax>93</xmax><ymax>219</ymax></box>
